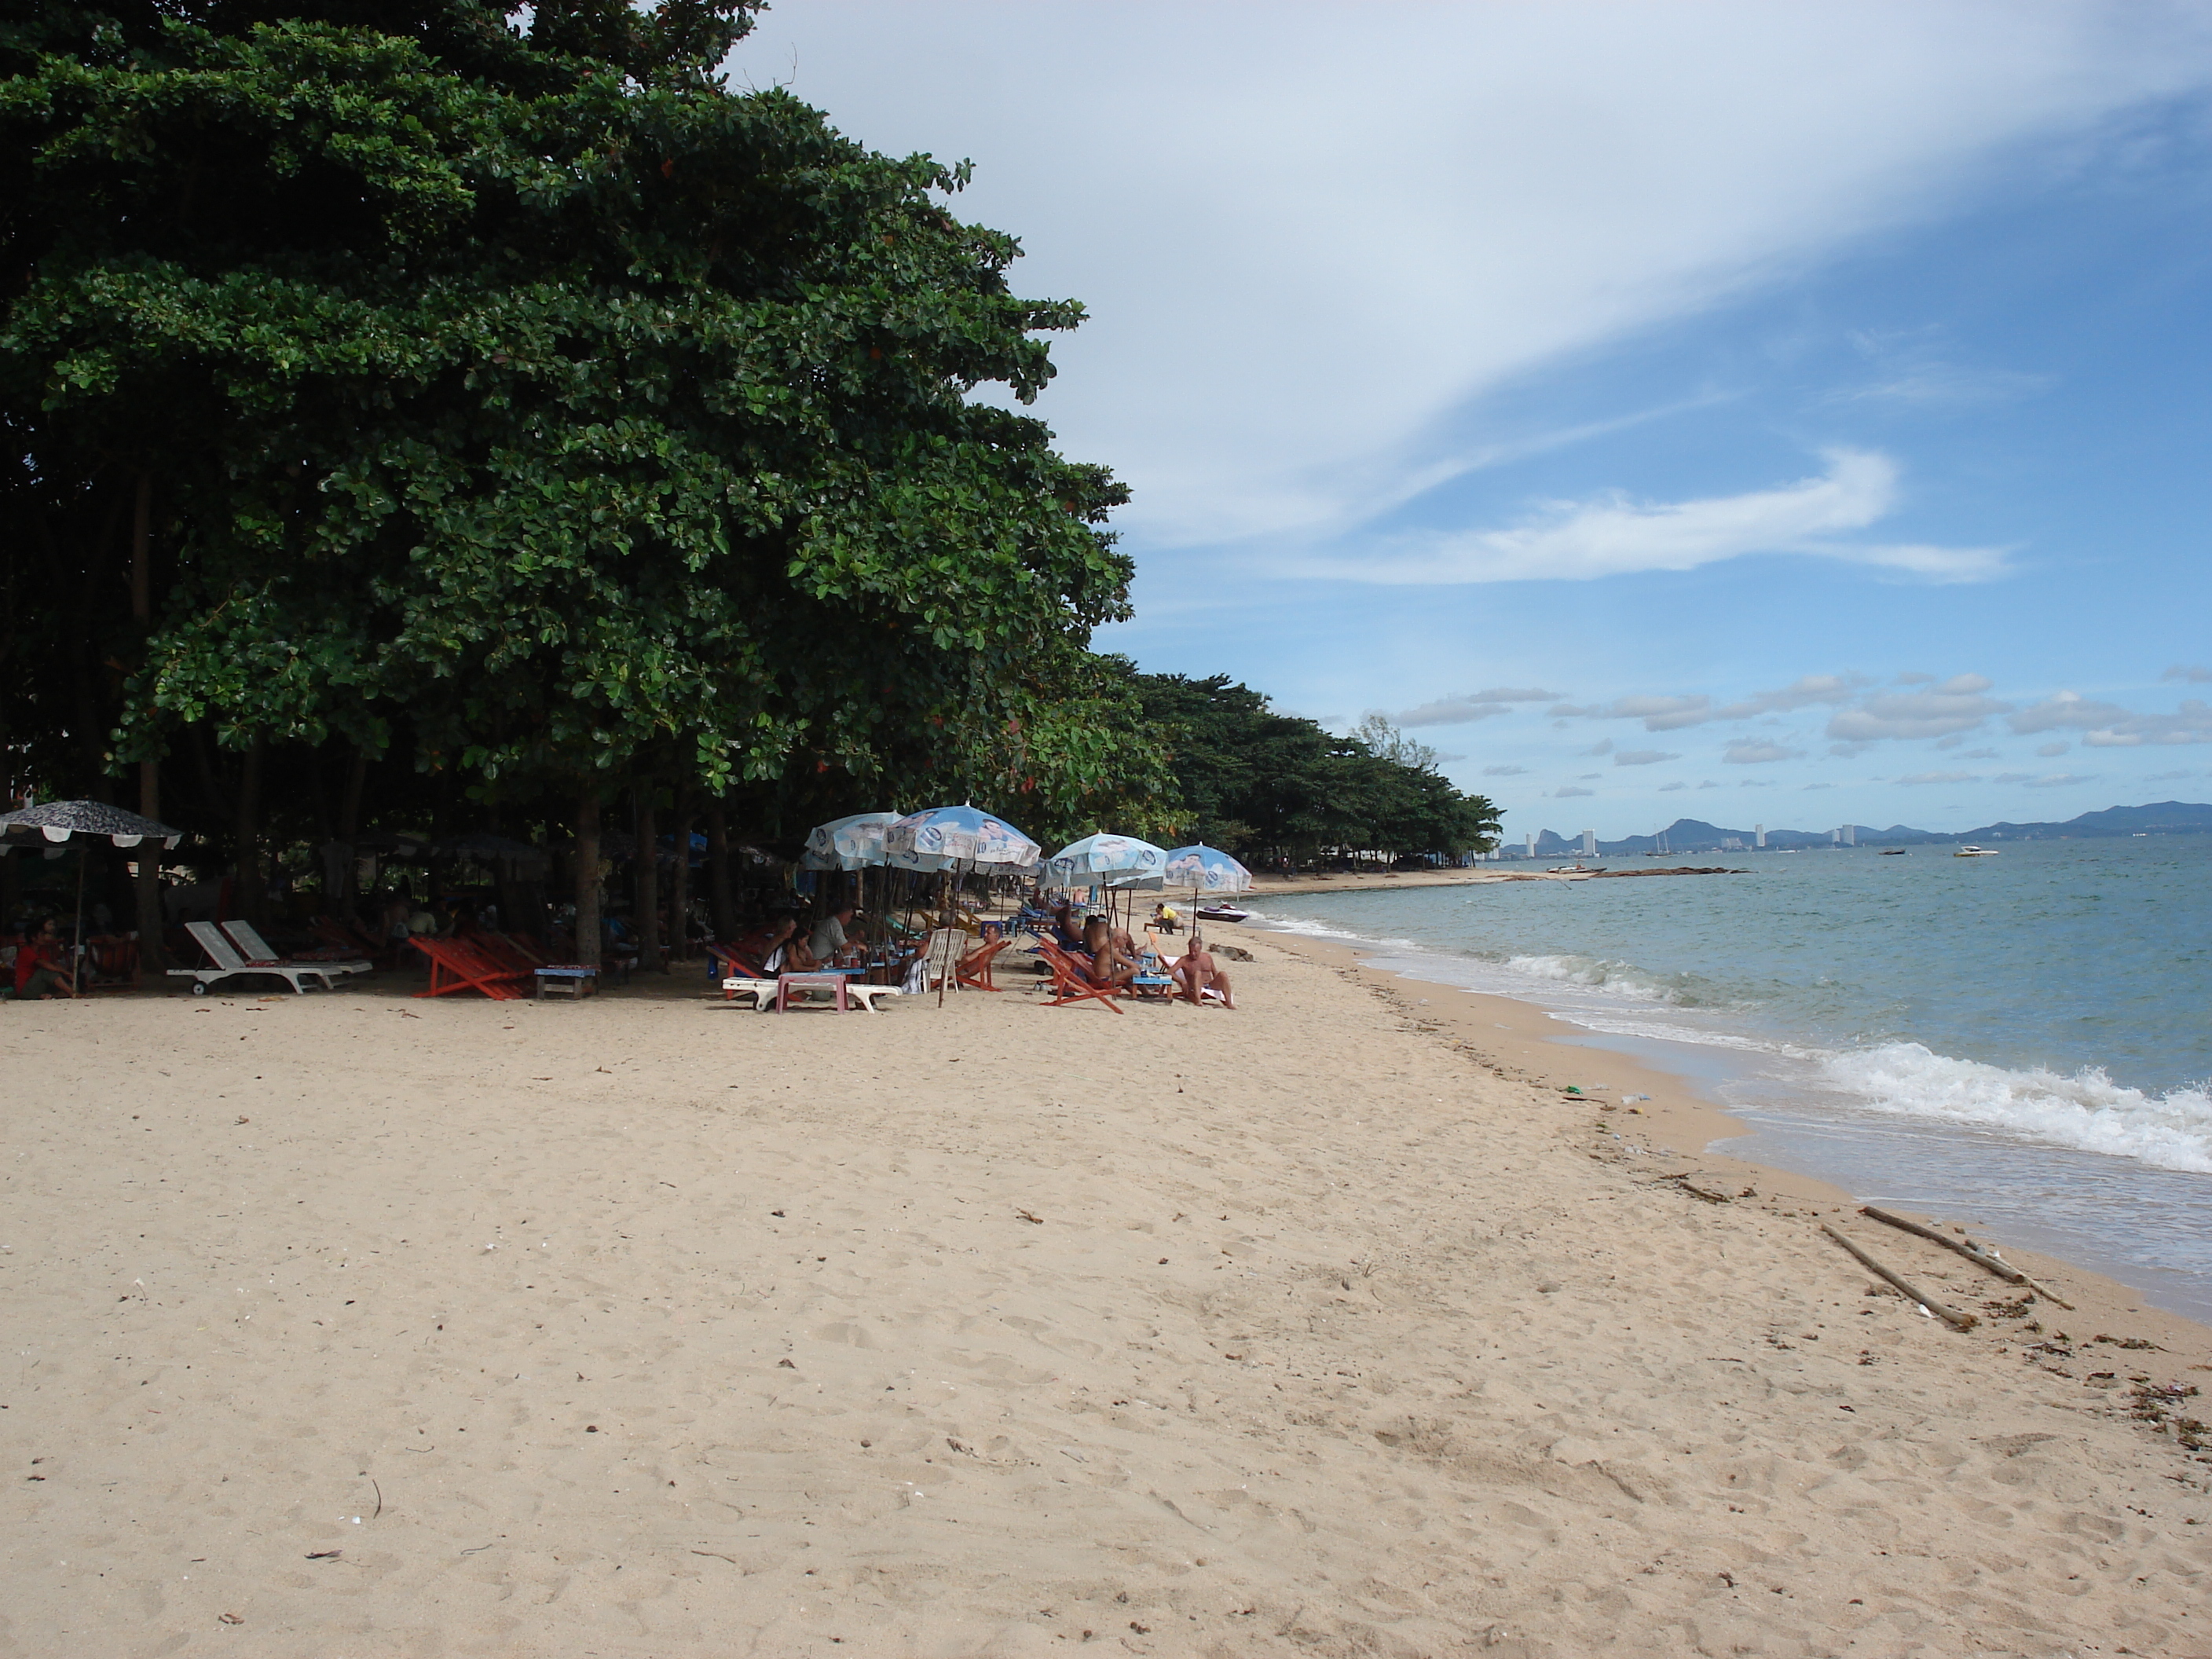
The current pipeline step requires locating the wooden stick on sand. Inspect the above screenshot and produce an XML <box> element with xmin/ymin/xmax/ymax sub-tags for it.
<box><xmin>1820</xmin><ymin>1225</ymin><xmax>1978</xmax><ymax>1331</ymax></box>
<box><xmin>1859</xmin><ymin>1206</ymin><xmax>2075</xmax><ymax>1310</ymax></box>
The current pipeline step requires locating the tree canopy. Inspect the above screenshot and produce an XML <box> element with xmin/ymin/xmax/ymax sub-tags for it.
<box><xmin>2</xmin><ymin>0</ymin><xmax>1166</xmax><ymax>843</ymax></box>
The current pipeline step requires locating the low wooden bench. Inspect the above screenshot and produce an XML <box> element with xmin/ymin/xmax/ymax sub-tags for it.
<box><xmin>533</xmin><ymin>965</ymin><xmax>600</xmax><ymax>999</ymax></box>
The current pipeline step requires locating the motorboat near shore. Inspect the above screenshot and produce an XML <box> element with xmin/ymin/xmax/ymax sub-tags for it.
<box><xmin>1954</xmin><ymin>844</ymin><xmax>2000</xmax><ymax>857</ymax></box>
<box><xmin>1194</xmin><ymin>903</ymin><xmax>1251</xmax><ymax>924</ymax></box>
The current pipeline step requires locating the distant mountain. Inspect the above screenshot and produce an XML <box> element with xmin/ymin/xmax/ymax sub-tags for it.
<box><xmin>1507</xmin><ymin>801</ymin><xmax>2212</xmax><ymax>856</ymax></box>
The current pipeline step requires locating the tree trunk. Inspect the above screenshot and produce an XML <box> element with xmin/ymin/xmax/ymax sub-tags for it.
<box><xmin>130</xmin><ymin>474</ymin><xmax>167</xmax><ymax>969</ymax></box>
<box><xmin>334</xmin><ymin>746</ymin><xmax>368</xmax><ymax>921</ymax></box>
<box><xmin>233</xmin><ymin>735</ymin><xmax>266</xmax><ymax>928</ymax></box>
<box><xmin>632</xmin><ymin>780</ymin><xmax>661</xmax><ymax>971</ymax></box>
<box><xmin>706</xmin><ymin>800</ymin><xmax>734</xmax><ymax>942</ymax></box>
<box><xmin>574</xmin><ymin>786</ymin><xmax>602</xmax><ymax>967</ymax></box>
<box><xmin>666</xmin><ymin>786</ymin><xmax>694</xmax><ymax>964</ymax></box>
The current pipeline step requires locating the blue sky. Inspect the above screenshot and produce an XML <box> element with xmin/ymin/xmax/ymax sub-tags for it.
<box><xmin>735</xmin><ymin>2</ymin><xmax>2212</xmax><ymax>839</ymax></box>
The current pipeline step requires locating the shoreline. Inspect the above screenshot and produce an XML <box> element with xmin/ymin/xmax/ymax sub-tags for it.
<box><xmin>1225</xmin><ymin>921</ymin><xmax>2212</xmax><ymax>1362</ymax></box>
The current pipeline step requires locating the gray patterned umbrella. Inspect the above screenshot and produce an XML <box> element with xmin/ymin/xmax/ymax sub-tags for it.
<box><xmin>0</xmin><ymin>800</ymin><xmax>182</xmax><ymax>848</ymax></box>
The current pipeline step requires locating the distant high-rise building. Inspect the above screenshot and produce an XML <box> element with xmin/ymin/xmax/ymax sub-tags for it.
<box><xmin>1721</xmin><ymin>837</ymin><xmax>1743</xmax><ymax>851</ymax></box>
<box><xmin>1525</xmin><ymin>831</ymin><xmax>1537</xmax><ymax>859</ymax></box>
<box><xmin>1755</xmin><ymin>823</ymin><xmax>1766</xmax><ymax>849</ymax></box>
<box><xmin>1841</xmin><ymin>824</ymin><xmax>1856</xmax><ymax>847</ymax></box>
<box><xmin>1581</xmin><ymin>829</ymin><xmax>1598</xmax><ymax>858</ymax></box>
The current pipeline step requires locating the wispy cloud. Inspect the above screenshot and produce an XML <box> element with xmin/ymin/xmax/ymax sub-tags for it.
<box><xmin>1393</xmin><ymin>687</ymin><xmax>1565</xmax><ymax>727</ymax></box>
<box><xmin>1481</xmin><ymin>764</ymin><xmax>1529</xmax><ymax>777</ymax></box>
<box><xmin>1725</xmin><ymin>740</ymin><xmax>1803</xmax><ymax>764</ymax></box>
<box><xmin>1828</xmin><ymin>675</ymin><xmax>2007</xmax><ymax>742</ymax></box>
<box><xmin>1555</xmin><ymin>785</ymin><xmax>1595</xmax><ymax>798</ymax></box>
<box><xmin>1898</xmin><ymin>769</ymin><xmax>1983</xmax><ymax>786</ymax></box>
<box><xmin>2009</xmin><ymin>692</ymin><xmax>2212</xmax><ymax>745</ymax></box>
<box><xmin>1300</xmin><ymin>451</ymin><xmax>2007</xmax><ymax>585</ymax></box>
<box><xmin>1615</xmin><ymin>749</ymin><xmax>1679</xmax><ymax>766</ymax></box>
<box><xmin>2161</xmin><ymin>665</ymin><xmax>2210</xmax><ymax>683</ymax></box>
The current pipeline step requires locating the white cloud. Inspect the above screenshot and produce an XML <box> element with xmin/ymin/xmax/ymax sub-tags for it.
<box><xmin>1833</xmin><ymin>329</ymin><xmax>2053</xmax><ymax>407</ymax></box>
<box><xmin>2024</xmin><ymin>772</ymin><xmax>2096</xmax><ymax>787</ymax></box>
<box><xmin>1555</xmin><ymin>785</ymin><xmax>1595</xmax><ymax>797</ymax></box>
<box><xmin>2163</xmin><ymin>665</ymin><xmax>2212</xmax><ymax>683</ymax></box>
<box><xmin>2147</xmin><ymin>768</ymin><xmax>2199</xmax><ymax>781</ymax></box>
<box><xmin>1393</xmin><ymin>687</ymin><xmax>1565</xmax><ymax>727</ymax></box>
<box><xmin>1616</xmin><ymin>749</ymin><xmax>1679</xmax><ymax>766</ymax></box>
<box><xmin>1482</xmin><ymin>764</ymin><xmax>1529</xmax><ymax>777</ymax></box>
<box><xmin>1306</xmin><ymin>451</ymin><xmax>2006</xmax><ymax>584</ymax></box>
<box><xmin>1697</xmin><ymin>781</ymin><xmax>1721</xmax><ymax>789</ymax></box>
<box><xmin>1583</xmin><ymin>739</ymin><xmax>1617</xmax><ymax>757</ymax></box>
<box><xmin>1564</xmin><ymin>674</ymin><xmax>1868</xmax><ymax>733</ymax></box>
<box><xmin>1827</xmin><ymin>674</ymin><xmax>2008</xmax><ymax>742</ymax></box>
<box><xmin>2009</xmin><ymin>691</ymin><xmax>2212</xmax><ymax>745</ymax></box>
<box><xmin>2035</xmin><ymin>741</ymin><xmax>2070</xmax><ymax>756</ymax></box>
<box><xmin>1724</xmin><ymin>740</ymin><xmax>1803</xmax><ymax>764</ymax></box>
<box><xmin>1659</xmin><ymin>782</ymin><xmax>1688</xmax><ymax>793</ymax></box>
<box><xmin>1898</xmin><ymin>770</ymin><xmax>1983</xmax><ymax>785</ymax></box>
<box><xmin>741</xmin><ymin>4</ymin><xmax>2212</xmax><ymax>548</ymax></box>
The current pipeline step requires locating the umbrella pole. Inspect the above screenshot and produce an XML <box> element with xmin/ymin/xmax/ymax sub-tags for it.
<box><xmin>74</xmin><ymin>840</ymin><xmax>90</xmax><ymax>990</ymax></box>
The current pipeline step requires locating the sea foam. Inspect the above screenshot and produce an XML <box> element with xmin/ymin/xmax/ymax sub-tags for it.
<box><xmin>1818</xmin><ymin>1044</ymin><xmax>2212</xmax><ymax>1174</ymax></box>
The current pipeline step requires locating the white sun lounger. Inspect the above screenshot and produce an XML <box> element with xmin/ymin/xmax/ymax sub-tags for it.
<box><xmin>846</xmin><ymin>985</ymin><xmax>901</xmax><ymax>1012</ymax></box>
<box><xmin>221</xmin><ymin>919</ymin><xmax>372</xmax><ymax>977</ymax></box>
<box><xmin>720</xmin><ymin>976</ymin><xmax>780</xmax><ymax>1010</ymax></box>
<box><xmin>170</xmin><ymin>921</ymin><xmax>338</xmax><ymax>994</ymax></box>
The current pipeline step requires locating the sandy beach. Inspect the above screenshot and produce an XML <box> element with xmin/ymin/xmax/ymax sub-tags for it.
<box><xmin>5</xmin><ymin>940</ymin><xmax>2209</xmax><ymax>1657</ymax></box>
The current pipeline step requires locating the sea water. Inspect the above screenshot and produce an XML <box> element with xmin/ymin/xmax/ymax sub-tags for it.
<box><xmin>1241</xmin><ymin>837</ymin><xmax>2212</xmax><ymax>1321</ymax></box>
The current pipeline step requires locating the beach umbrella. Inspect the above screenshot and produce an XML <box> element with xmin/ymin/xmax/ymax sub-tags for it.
<box><xmin>0</xmin><ymin>800</ymin><xmax>185</xmax><ymax>967</ymax></box>
<box><xmin>1162</xmin><ymin>843</ymin><xmax>1253</xmax><ymax>895</ymax></box>
<box><xmin>883</xmin><ymin>804</ymin><xmax>1040</xmax><ymax>869</ymax></box>
<box><xmin>1163</xmin><ymin>844</ymin><xmax>1253</xmax><ymax>939</ymax></box>
<box><xmin>802</xmin><ymin>811</ymin><xmax>901</xmax><ymax>871</ymax></box>
<box><xmin>0</xmin><ymin>800</ymin><xmax>183</xmax><ymax>851</ymax></box>
<box><xmin>1043</xmin><ymin>833</ymin><xmax>1167</xmax><ymax>890</ymax></box>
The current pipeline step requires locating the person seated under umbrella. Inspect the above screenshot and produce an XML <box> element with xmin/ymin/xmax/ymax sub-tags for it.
<box><xmin>11</xmin><ymin>916</ymin><xmax>77</xmax><ymax>999</ymax></box>
<box><xmin>1079</xmin><ymin>916</ymin><xmax>1139</xmax><ymax>992</ymax></box>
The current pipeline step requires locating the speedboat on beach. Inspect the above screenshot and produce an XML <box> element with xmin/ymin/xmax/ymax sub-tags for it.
<box><xmin>1954</xmin><ymin>844</ymin><xmax>1999</xmax><ymax>857</ymax></box>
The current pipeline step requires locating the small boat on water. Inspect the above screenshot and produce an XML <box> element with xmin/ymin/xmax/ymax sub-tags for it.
<box><xmin>1194</xmin><ymin>903</ymin><xmax>1250</xmax><ymax>924</ymax></box>
<box><xmin>1881</xmin><ymin>848</ymin><xmax>1908</xmax><ymax>856</ymax></box>
<box><xmin>1954</xmin><ymin>844</ymin><xmax>1999</xmax><ymax>858</ymax></box>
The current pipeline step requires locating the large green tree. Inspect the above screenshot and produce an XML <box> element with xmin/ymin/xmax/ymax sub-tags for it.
<box><xmin>2</xmin><ymin>0</ymin><xmax>1165</xmax><ymax>953</ymax></box>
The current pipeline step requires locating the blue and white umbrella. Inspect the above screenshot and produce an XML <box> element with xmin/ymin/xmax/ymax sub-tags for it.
<box><xmin>1044</xmin><ymin>833</ymin><xmax>1167</xmax><ymax>891</ymax></box>
<box><xmin>883</xmin><ymin>804</ymin><xmax>1041</xmax><ymax>870</ymax></box>
<box><xmin>803</xmin><ymin>811</ymin><xmax>901</xmax><ymax>871</ymax></box>
<box><xmin>1163</xmin><ymin>844</ymin><xmax>1253</xmax><ymax>895</ymax></box>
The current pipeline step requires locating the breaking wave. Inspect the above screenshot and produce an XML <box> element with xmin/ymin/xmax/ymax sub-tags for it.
<box><xmin>1819</xmin><ymin>1044</ymin><xmax>2212</xmax><ymax>1174</ymax></box>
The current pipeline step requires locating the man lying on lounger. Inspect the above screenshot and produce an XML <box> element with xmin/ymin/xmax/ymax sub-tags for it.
<box><xmin>1174</xmin><ymin>933</ymin><xmax>1234</xmax><ymax>1009</ymax></box>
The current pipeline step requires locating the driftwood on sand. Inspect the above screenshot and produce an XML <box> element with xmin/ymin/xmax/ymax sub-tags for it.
<box><xmin>1820</xmin><ymin>1224</ymin><xmax>1978</xmax><ymax>1331</ymax></box>
<box><xmin>1860</xmin><ymin>1206</ymin><xmax>2075</xmax><ymax>1309</ymax></box>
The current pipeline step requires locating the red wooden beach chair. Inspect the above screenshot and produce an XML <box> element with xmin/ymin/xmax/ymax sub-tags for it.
<box><xmin>956</xmin><ymin>936</ymin><xmax>1010</xmax><ymax>992</ymax></box>
<box><xmin>410</xmin><ymin>936</ymin><xmax>533</xmax><ymax>1001</ymax></box>
<box><xmin>1032</xmin><ymin>939</ymin><xmax>1122</xmax><ymax>1013</ymax></box>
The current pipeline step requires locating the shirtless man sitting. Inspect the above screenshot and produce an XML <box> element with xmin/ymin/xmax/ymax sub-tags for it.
<box><xmin>1079</xmin><ymin>916</ymin><xmax>1138</xmax><ymax>991</ymax></box>
<box><xmin>1174</xmin><ymin>932</ymin><xmax>1234</xmax><ymax>1009</ymax></box>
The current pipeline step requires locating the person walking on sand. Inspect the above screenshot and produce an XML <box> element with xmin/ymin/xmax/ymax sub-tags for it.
<box><xmin>1174</xmin><ymin>932</ymin><xmax>1234</xmax><ymax>1009</ymax></box>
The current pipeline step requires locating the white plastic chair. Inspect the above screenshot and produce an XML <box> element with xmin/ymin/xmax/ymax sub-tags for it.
<box><xmin>169</xmin><ymin>921</ymin><xmax>336</xmax><ymax>994</ymax></box>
